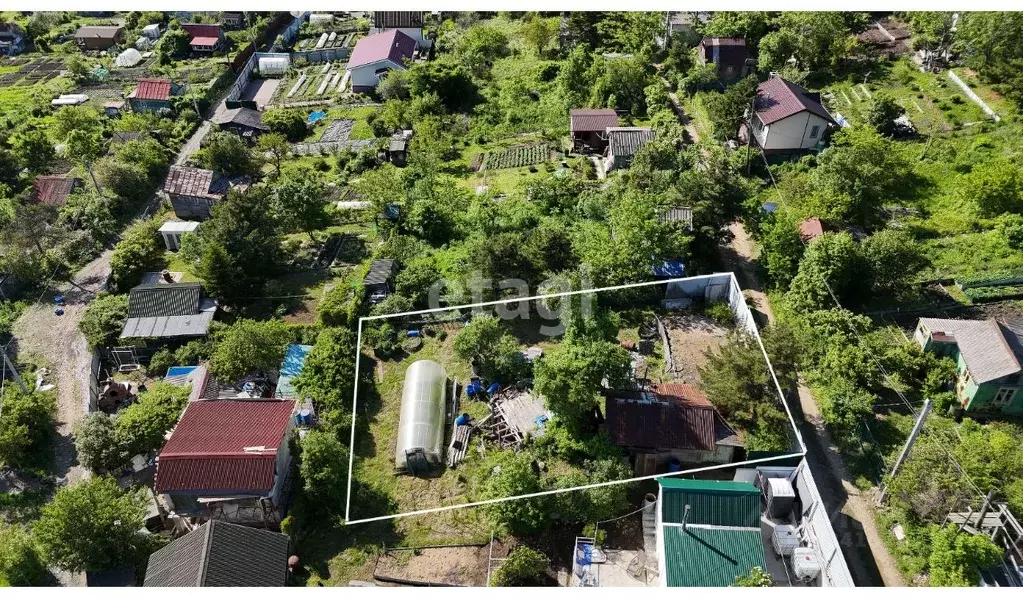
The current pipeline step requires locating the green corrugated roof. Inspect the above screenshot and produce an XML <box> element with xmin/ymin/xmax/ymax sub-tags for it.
<box><xmin>658</xmin><ymin>479</ymin><xmax>761</xmax><ymax>527</ymax></box>
<box><xmin>662</xmin><ymin>526</ymin><xmax>766</xmax><ymax>587</ymax></box>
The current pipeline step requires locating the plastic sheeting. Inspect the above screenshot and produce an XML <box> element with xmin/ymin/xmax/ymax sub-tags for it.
<box><xmin>115</xmin><ymin>48</ymin><xmax>143</xmax><ymax>67</ymax></box>
<box><xmin>395</xmin><ymin>360</ymin><xmax>447</xmax><ymax>472</ymax></box>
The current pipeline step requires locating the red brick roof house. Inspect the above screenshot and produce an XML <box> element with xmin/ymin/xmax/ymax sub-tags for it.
<box><xmin>163</xmin><ymin>166</ymin><xmax>244</xmax><ymax>221</ymax></box>
<box><xmin>155</xmin><ymin>399</ymin><xmax>296</xmax><ymax>525</ymax></box>
<box><xmin>182</xmin><ymin>23</ymin><xmax>225</xmax><ymax>53</ymax></box>
<box><xmin>742</xmin><ymin>75</ymin><xmax>837</xmax><ymax>155</ymax></box>
<box><xmin>569</xmin><ymin>108</ymin><xmax>619</xmax><ymax>153</ymax></box>
<box><xmin>31</xmin><ymin>175</ymin><xmax>82</xmax><ymax>207</ymax></box>
<box><xmin>346</xmin><ymin>29</ymin><xmax>418</xmax><ymax>94</ymax></box>
<box><xmin>698</xmin><ymin>37</ymin><xmax>752</xmax><ymax>80</ymax></box>
<box><xmin>604</xmin><ymin>384</ymin><xmax>742</xmax><ymax>476</ymax></box>
<box><xmin>127</xmin><ymin>78</ymin><xmax>173</xmax><ymax>114</ymax></box>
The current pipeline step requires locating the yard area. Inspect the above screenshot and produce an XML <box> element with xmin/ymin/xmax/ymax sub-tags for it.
<box><xmin>268</xmin><ymin>61</ymin><xmax>351</xmax><ymax>107</ymax></box>
<box><xmin>821</xmin><ymin>59</ymin><xmax>995</xmax><ymax>132</ymax></box>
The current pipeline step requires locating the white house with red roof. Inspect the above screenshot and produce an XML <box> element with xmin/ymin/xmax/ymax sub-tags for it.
<box><xmin>182</xmin><ymin>23</ymin><xmax>225</xmax><ymax>53</ymax></box>
<box><xmin>743</xmin><ymin>75</ymin><xmax>837</xmax><ymax>154</ymax></box>
<box><xmin>346</xmin><ymin>29</ymin><xmax>418</xmax><ymax>94</ymax></box>
<box><xmin>154</xmin><ymin>399</ymin><xmax>296</xmax><ymax>526</ymax></box>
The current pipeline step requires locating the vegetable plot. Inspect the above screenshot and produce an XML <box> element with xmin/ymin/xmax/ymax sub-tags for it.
<box><xmin>474</xmin><ymin>143</ymin><xmax>552</xmax><ymax>171</ymax></box>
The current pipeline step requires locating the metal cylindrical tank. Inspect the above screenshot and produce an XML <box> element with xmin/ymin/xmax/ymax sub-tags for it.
<box><xmin>395</xmin><ymin>360</ymin><xmax>447</xmax><ymax>472</ymax></box>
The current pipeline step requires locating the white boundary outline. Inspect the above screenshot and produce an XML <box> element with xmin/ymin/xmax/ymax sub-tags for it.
<box><xmin>344</xmin><ymin>273</ymin><xmax>806</xmax><ymax>524</ymax></box>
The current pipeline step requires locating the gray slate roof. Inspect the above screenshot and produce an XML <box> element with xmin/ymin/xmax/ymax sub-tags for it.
<box><xmin>659</xmin><ymin>206</ymin><xmax>693</xmax><ymax>230</ymax></box>
<box><xmin>144</xmin><ymin>520</ymin><xmax>289</xmax><ymax>587</ymax></box>
<box><xmin>127</xmin><ymin>283</ymin><xmax>201</xmax><ymax>318</ymax></box>
<box><xmin>607</xmin><ymin>127</ymin><xmax>655</xmax><ymax>158</ymax></box>
<box><xmin>364</xmin><ymin>259</ymin><xmax>396</xmax><ymax>285</ymax></box>
<box><xmin>213</xmin><ymin>107</ymin><xmax>268</xmax><ymax>131</ymax></box>
<box><xmin>919</xmin><ymin>317</ymin><xmax>1023</xmax><ymax>384</ymax></box>
<box><xmin>163</xmin><ymin>166</ymin><xmax>230</xmax><ymax>199</ymax></box>
<box><xmin>121</xmin><ymin>283</ymin><xmax>215</xmax><ymax>339</ymax></box>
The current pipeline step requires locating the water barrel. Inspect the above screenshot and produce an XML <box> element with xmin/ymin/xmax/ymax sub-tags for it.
<box><xmin>299</xmin><ymin>409</ymin><xmax>312</xmax><ymax>425</ymax></box>
<box><xmin>54</xmin><ymin>308</ymin><xmax>64</xmax><ymax>316</ymax></box>
<box><xmin>455</xmin><ymin>413</ymin><xmax>470</xmax><ymax>426</ymax></box>
<box><xmin>668</xmin><ymin>459</ymin><xmax>682</xmax><ymax>472</ymax></box>
<box><xmin>486</xmin><ymin>382</ymin><xmax>501</xmax><ymax>395</ymax></box>
<box><xmin>407</xmin><ymin>329</ymin><xmax>420</xmax><ymax>338</ymax></box>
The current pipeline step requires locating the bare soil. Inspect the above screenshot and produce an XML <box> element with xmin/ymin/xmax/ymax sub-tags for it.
<box><xmin>661</xmin><ymin>313</ymin><xmax>729</xmax><ymax>385</ymax></box>
<box><xmin>373</xmin><ymin>541</ymin><xmax>510</xmax><ymax>586</ymax></box>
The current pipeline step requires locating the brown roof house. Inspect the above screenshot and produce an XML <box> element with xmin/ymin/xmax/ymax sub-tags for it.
<box><xmin>75</xmin><ymin>25</ymin><xmax>125</xmax><ymax>51</ymax></box>
<box><xmin>372</xmin><ymin>11</ymin><xmax>430</xmax><ymax>48</ymax></box>
<box><xmin>742</xmin><ymin>75</ymin><xmax>836</xmax><ymax>155</ymax></box>
<box><xmin>31</xmin><ymin>175</ymin><xmax>81</xmax><ymax>207</ymax></box>
<box><xmin>698</xmin><ymin>37</ymin><xmax>752</xmax><ymax>81</ymax></box>
<box><xmin>604</xmin><ymin>383</ymin><xmax>742</xmax><ymax>476</ymax></box>
<box><xmin>163</xmin><ymin>166</ymin><xmax>248</xmax><ymax>220</ymax></box>
<box><xmin>570</xmin><ymin>108</ymin><xmax>619</xmax><ymax>153</ymax></box>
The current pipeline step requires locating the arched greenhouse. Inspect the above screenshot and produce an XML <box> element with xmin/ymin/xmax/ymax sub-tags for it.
<box><xmin>395</xmin><ymin>360</ymin><xmax>447</xmax><ymax>474</ymax></box>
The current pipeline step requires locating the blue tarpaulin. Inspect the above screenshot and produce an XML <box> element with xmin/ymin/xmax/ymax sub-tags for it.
<box><xmin>652</xmin><ymin>260</ymin><xmax>686</xmax><ymax>278</ymax></box>
<box><xmin>275</xmin><ymin>344</ymin><xmax>312</xmax><ymax>398</ymax></box>
<box><xmin>308</xmin><ymin>110</ymin><xmax>327</xmax><ymax>123</ymax></box>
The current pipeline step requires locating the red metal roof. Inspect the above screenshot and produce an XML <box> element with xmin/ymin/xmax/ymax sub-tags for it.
<box><xmin>182</xmin><ymin>23</ymin><xmax>223</xmax><ymax>39</ymax></box>
<box><xmin>754</xmin><ymin>76</ymin><xmax>836</xmax><ymax>126</ymax></box>
<box><xmin>190</xmin><ymin>36</ymin><xmax>221</xmax><ymax>47</ymax></box>
<box><xmin>605</xmin><ymin>392</ymin><xmax>717</xmax><ymax>451</ymax></box>
<box><xmin>570</xmin><ymin>108</ymin><xmax>619</xmax><ymax>133</ymax></box>
<box><xmin>155</xmin><ymin>400</ymin><xmax>295</xmax><ymax>494</ymax></box>
<box><xmin>347</xmin><ymin>29</ymin><xmax>417</xmax><ymax>70</ymax></box>
<box><xmin>651</xmin><ymin>383</ymin><xmax>714</xmax><ymax>408</ymax></box>
<box><xmin>31</xmin><ymin>175</ymin><xmax>80</xmax><ymax>206</ymax></box>
<box><xmin>798</xmin><ymin>217</ymin><xmax>828</xmax><ymax>241</ymax></box>
<box><xmin>131</xmin><ymin>78</ymin><xmax>172</xmax><ymax>101</ymax></box>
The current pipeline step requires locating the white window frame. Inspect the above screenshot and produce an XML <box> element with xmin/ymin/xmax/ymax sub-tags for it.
<box><xmin>809</xmin><ymin>125</ymin><xmax>820</xmax><ymax>139</ymax></box>
<box><xmin>992</xmin><ymin>386</ymin><xmax>1018</xmax><ymax>406</ymax></box>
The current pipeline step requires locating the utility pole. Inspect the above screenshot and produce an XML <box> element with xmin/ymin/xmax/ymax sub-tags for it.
<box><xmin>86</xmin><ymin>160</ymin><xmax>101</xmax><ymax>194</ymax></box>
<box><xmin>2</xmin><ymin>346</ymin><xmax>28</xmax><ymax>394</ymax></box>
<box><xmin>877</xmin><ymin>398</ymin><xmax>932</xmax><ymax>506</ymax></box>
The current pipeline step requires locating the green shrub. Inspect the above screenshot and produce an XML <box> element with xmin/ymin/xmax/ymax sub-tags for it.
<box><xmin>78</xmin><ymin>294</ymin><xmax>129</xmax><ymax>349</ymax></box>
<box><xmin>490</xmin><ymin>546</ymin><xmax>549</xmax><ymax>587</ymax></box>
<box><xmin>705</xmin><ymin>301</ymin><xmax>733</xmax><ymax>325</ymax></box>
<box><xmin>148</xmin><ymin>348</ymin><xmax>175</xmax><ymax>376</ymax></box>
<box><xmin>962</xmin><ymin>285</ymin><xmax>1023</xmax><ymax>302</ymax></box>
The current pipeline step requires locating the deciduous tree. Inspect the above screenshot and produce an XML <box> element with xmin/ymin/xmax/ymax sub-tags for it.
<box><xmin>34</xmin><ymin>477</ymin><xmax>147</xmax><ymax>573</ymax></box>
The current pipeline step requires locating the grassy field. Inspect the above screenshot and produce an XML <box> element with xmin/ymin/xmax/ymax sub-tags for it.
<box><xmin>822</xmin><ymin>59</ymin><xmax>993</xmax><ymax>132</ymax></box>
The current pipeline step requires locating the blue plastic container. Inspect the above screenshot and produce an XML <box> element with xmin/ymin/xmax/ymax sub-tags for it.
<box><xmin>455</xmin><ymin>413</ymin><xmax>470</xmax><ymax>426</ymax></box>
<box><xmin>486</xmin><ymin>382</ymin><xmax>501</xmax><ymax>395</ymax></box>
<box><xmin>406</xmin><ymin>329</ymin><xmax>420</xmax><ymax>338</ymax></box>
<box><xmin>668</xmin><ymin>459</ymin><xmax>682</xmax><ymax>472</ymax></box>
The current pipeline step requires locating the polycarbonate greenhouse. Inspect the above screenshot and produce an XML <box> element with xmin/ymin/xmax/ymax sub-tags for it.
<box><xmin>258</xmin><ymin>55</ymin><xmax>291</xmax><ymax>76</ymax></box>
<box><xmin>395</xmin><ymin>360</ymin><xmax>448</xmax><ymax>473</ymax></box>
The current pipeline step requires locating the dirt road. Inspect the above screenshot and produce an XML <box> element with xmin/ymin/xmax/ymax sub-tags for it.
<box><xmin>719</xmin><ymin>222</ymin><xmax>906</xmax><ymax>587</ymax></box>
<box><xmin>11</xmin><ymin>252</ymin><xmax>112</xmax><ymax>488</ymax></box>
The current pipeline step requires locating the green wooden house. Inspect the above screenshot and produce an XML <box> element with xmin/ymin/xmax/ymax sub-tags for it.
<box><xmin>915</xmin><ymin>318</ymin><xmax>1023</xmax><ymax>416</ymax></box>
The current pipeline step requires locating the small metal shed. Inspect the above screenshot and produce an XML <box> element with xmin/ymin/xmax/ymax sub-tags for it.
<box><xmin>395</xmin><ymin>360</ymin><xmax>447</xmax><ymax>474</ymax></box>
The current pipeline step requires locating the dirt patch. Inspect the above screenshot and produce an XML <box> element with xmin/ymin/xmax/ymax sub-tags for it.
<box><xmin>373</xmin><ymin>542</ymin><xmax>509</xmax><ymax>586</ymax></box>
<box><xmin>240</xmin><ymin>78</ymin><xmax>280</xmax><ymax>109</ymax></box>
<box><xmin>661</xmin><ymin>312</ymin><xmax>729</xmax><ymax>385</ymax></box>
